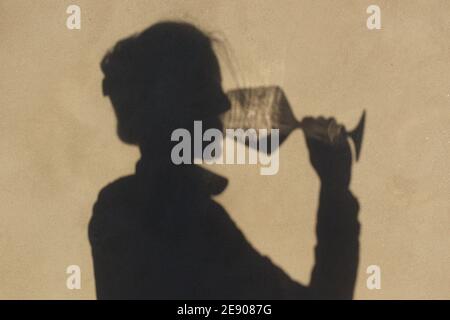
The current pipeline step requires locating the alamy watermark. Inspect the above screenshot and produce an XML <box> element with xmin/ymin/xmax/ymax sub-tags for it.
<box><xmin>170</xmin><ymin>121</ymin><xmax>280</xmax><ymax>176</ymax></box>
<box><xmin>66</xmin><ymin>265</ymin><xmax>81</xmax><ymax>290</ymax></box>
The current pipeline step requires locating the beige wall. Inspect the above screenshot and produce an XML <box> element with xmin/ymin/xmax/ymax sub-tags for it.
<box><xmin>0</xmin><ymin>0</ymin><xmax>448</xmax><ymax>299</ymax></box>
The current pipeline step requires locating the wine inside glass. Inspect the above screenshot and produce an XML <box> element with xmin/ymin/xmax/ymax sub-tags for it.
<box><xmin>221</xmin><ymin>86</ymin><xmax>366</xmax><ymax>161</ymax></box>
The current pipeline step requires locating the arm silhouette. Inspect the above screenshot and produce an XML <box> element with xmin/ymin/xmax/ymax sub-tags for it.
<box><xmin>303</xmin><ymin>117</ymin><xmax>360</xmax><ymax>299</ymax></box>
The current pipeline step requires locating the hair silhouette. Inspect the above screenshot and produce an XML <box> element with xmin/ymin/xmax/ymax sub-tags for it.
<box><xmin>89</xmin><ymin>21</ymin><xmax>360</xmax><ymax>299</ymax></box>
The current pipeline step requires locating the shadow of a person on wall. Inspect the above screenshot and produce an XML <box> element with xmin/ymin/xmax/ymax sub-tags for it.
<box><xmin>89</xmin><ymin>21</ymin><xmax>360</xmax><ymax>300</ymax></box>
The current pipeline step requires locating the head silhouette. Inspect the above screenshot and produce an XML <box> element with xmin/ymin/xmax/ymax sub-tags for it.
<box><xmin>101</xmin><ymin>21</ymin><xmax>230</xmax><ymax>151</ymax></box>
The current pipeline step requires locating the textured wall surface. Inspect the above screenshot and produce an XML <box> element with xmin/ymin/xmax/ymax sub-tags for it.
<box><xmin>0</xmin><ymin>0</ymin><xmax>449</xmax><ymax>299</ymax></box>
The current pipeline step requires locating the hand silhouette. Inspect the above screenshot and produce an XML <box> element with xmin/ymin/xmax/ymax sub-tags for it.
<box><xmin>302</xmin><ymin>116</ymin><xmax>352</xmax><ymax>189</ymax></box>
